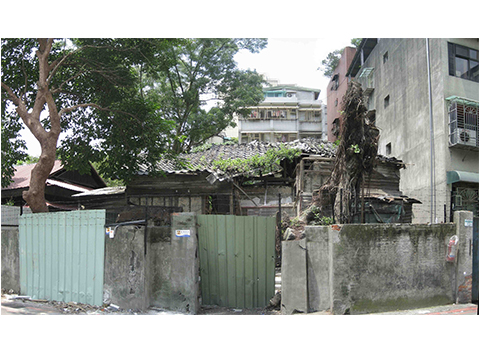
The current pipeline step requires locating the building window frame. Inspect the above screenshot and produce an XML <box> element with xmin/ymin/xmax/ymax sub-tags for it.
<box><xmin>384</xmin><ymin>95</ymin><xmax>390</xmax><ymax>108</ymax></box>
<box><xmin>448</xmin><ymin>42</ymin><xmax>479</xmax><ymax>83</ymax></box>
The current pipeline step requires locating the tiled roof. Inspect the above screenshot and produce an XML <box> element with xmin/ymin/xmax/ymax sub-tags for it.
<box><xmin>137</xmin><ymin>138</ymin><xmax>337</xmax><ymax>177</ymax></box>
<box><xmin>137</xmin><ymin>138</ymin><xmax>405</xmax><ymax>178</ymax></box>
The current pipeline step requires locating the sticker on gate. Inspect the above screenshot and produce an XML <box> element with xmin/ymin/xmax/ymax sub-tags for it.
<box><xmin>175</xmin><ymin>230</ymin><xmax>190</xmax><ymax>237</ymax></box>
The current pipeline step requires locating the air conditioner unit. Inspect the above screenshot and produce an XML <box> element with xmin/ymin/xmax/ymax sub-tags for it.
<box><xmin>456</xmin><ymin>129</ymin><xmax>477</xmax><ymax>147</ymax></box>
<box><xmin>448</xmin><ymin>99</ymin><xmax>479</xmax><ymax>148</ymax></box>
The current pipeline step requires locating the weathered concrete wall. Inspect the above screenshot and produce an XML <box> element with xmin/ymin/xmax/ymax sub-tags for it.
<box><xmin>104</xmin><ymin>213</ymin><xmax>199</xmax><ymax>313</ymax></box>
<box><xmin>148</xmin><ymin>212</ymin><xmax>199</xmax><ymax>314</ymax></box>
<box><xmin>1</xmin><ymin>227</ymin><xmax>20</xmax><ymax>293</ymax></box>
<box><xmin>103</xmin><ymin>225</ymin><xmax>148</xmax><ymax>311</ymax></box>
<box><xmin>329</xmin><ymin>223</ymin><xmax>456</xmax><ymax>314</ymax></box>
<box><xmin>282</xmin><ymin>212</ymin><xmax>473</xmax><ymax>314</ymax></box>
<box><xmin>305</xmin><ymin>226</ymin><xmax>331</xmax><ymax>312</ymax></box>
<box><xmin>281</xmin><ymin>239</ymin><xmax>308</xmax><ymax>314</ymax></box>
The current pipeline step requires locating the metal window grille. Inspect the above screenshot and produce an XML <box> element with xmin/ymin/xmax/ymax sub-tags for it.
<box><xmin>448</xmin><ymin>100</ymin><xmax>479</xmax><ymax>148</ymax></box>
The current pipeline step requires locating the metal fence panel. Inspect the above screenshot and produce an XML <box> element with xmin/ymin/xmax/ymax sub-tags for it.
<box><xmin>19</xmin><ymin>210</ymin><xmax>105</xmax><ymax>306</ymax></box>
<box><xmin>197</xmin><ymin>215</ymin><xmax>276</xmax><ymax>308</ymax></box>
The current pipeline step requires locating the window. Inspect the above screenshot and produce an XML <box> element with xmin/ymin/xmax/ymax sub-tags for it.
<box><xmin>384</xmin><ymin>95</ymin><xmax>390</xmax><ymax>108</ymax></box>
<box><xmin>448</xmin><ymin>43</ymin><xmax>479</xmax><ymax>82</ymax></box>
<box><xmin>265</xmin><ymin>91</ymin><xmax>286</xmax><ymax>98</ymax></box>
<box><xmin>383</xmin><ymin>51</ymin><xmax>389</xmax><ymax>63</ymax></box>
<box><xmin>303</xmin><ymin>110</ymin><xmax>320</xmax><ymax>121</ymax></box>
<box><xmin>386</xmin><ymin>142</ymin><xmax>392</xmax><ymax>155</ymax></box>
<box><xmin>332</xmin><ymin>118</ymin><xmax>340</xmax><ymax>137</ymax></box>
<box><xmin>331</xmin><ymin>74</ymin><xmax>339</xmax><ymax>91</ymax></box>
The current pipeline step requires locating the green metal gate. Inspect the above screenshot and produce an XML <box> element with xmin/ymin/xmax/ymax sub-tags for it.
<box><xmin>19</xmin><ymin>210</ymin><xmax>106</xmax><ymax>306</ymax></box>
<box><xmin>197</xmin><ymin>215</ymin><xmax>276</xmax><ymax>308</ymax></box>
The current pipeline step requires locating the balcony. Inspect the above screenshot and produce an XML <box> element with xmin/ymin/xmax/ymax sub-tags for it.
<box><xmin>239</xmin><ymin>119</ymin><xmax>298</xmax><ymax>132</ymax></box>
<box><xmin>358</xmin><ymin>67</ymin><xmax>375</xmax><ymax>96</ymax></box>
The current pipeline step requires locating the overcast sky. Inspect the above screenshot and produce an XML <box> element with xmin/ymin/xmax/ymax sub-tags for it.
<box><xmin>235</xmin><ymin>38</ymin><xmax>354</xmax><ymax>103</ymax></box>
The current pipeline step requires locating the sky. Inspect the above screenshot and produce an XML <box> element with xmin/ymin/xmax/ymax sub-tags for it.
<box><xmin>235</xmin><ymin>38</ymin><xmax>354</xmax><ymax>103</ymax></box>
<box><xmin>18</xmin><ymin>37</ymin><xmax>354</xmax><ymax>157</ymax></box>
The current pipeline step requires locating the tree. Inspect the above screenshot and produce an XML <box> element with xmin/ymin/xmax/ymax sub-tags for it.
<box><xmin>1</xmin><ymin>112</ymin><xmax>27</xmax><ymax>188</ymax></box>
<box><xmin>319</xmin><ymin>38</ymin><xmax>362</xmax><ymax>78</ymax></box>
<box><xmin>1</xmin><ymin>38</ymin><xmax>178</xmax><ymax>212</ymax></box>
<box><xmin>317</xmin><ymin>81</ymin><xmax>379</xmax><ymax>223</ymax></box>
<box><xmin>1</xmin><ymin>38</ymin><xmax>267</xmax><ymax>212</ymax></box>
<box><xmin>143</xmin><ymin>38</ymin><xmax>268</xmax><ymax>153</ymax></box>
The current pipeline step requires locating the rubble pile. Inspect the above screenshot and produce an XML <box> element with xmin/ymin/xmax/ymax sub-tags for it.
<box><xmin>2</xmin><ymin>289</ymin><xmax>141</xmax><ymax>315</ymax></box>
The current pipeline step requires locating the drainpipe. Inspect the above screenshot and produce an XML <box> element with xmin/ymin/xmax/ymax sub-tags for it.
<box><xmin>426</xmin><ymin>38</ymin><xmax>436</xmax><ymax>223</ymax></box>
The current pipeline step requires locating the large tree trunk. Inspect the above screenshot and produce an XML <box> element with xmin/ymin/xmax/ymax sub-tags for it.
<box><xmin>317</xmin><ymin>81</ymin><xmax>379</xmax><ymax>223</ymax></box>
<box><xmin>22</xmin><ymin>134</ymin><xmax>59</xmax><ymax>213</ymax></box>
<box><xmin>2</xmin><ymin>39</ymin><xmax>62</xmax><ymax>213</ymax></box>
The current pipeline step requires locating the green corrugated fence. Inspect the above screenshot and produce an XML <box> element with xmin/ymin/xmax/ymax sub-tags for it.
<box><xmin>19</xmin><ymin>210</ymin><xmax>106</xmax><ymax>306</ymax></box>
<box><xmin>197</xmin><ymin>215</ymin><xmax>276</xmax><ymax>308</ymax></box>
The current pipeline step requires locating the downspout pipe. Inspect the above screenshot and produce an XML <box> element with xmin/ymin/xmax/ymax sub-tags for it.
<box><xmin>426</xmin><ymin>38</ymin><xmax>436</xmax><ymax>223</ymax></box>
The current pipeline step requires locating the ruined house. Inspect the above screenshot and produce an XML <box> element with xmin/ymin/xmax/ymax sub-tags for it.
<box><xmin>87</xmin><ymin>138</ymin><xmax>419</xmax><ymax>224</ymax></box>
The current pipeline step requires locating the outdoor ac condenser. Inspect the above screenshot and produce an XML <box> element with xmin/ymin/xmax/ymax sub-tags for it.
<box><xmin>456</xmin><ymin>128</ymin><xmax>478</xmax><ymax>147</ymax></box>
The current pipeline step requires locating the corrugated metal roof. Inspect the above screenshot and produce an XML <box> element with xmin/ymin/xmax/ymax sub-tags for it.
<box><xmin>4</xmin><ymin>160</ymin><xmax>64</xmax><ymax>190</ymax></box>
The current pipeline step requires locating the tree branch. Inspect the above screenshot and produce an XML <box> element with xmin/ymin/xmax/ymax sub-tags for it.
<box><xmin>58</xmin><ymin>102</ymin><xmax>141</xmax><ymax>122</ymax></box>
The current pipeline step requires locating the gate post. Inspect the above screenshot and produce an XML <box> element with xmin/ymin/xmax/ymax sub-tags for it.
<box><xmin>453</xmin><ymin>211</ymin><xmax>474</xmax><ymax>304</ymax></box>
<box><xmin>169</xmin><ymin>212</ymin><xmax>200</xmax><ymax>313</ymax></box>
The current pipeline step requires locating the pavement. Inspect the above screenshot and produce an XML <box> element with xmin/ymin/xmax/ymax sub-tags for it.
<box><xmin>368</xmin><ymin>303</ymin><xmax>478</xmax><ymax>315</ymax></box>
<box><xmin>1</xmin><ymin>294</ymin><xmax>477</xmax><ymax>315</ymax></box>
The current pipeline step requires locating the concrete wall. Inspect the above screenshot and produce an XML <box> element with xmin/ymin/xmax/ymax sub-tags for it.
<box><xmin>103</xmin><ymin>225</ymin><xmax>149</xmax><ymax>311</ymax></box>
<box><xmin>148</xmin><ymin>213</ymin><xmax>199</xmax><ymax>314</ymax></box>
<box><xmin>281</xmin><ymin>211</ymin><xmax>473</xmax><ymax>314</ymax></box>
<box><xmin>104</xmin><ymin>212</ymin><xmax>199</xmax><ymax>313</ymax></box>
<box><xmin>2</xmin><ymin>213</ymin><xmax>200</xmax><ymax>313</ymax></box>
<box><xmin>1</xmin><ymin>227</ymin><xmax>20</xmax><ymax>293</ymax></box>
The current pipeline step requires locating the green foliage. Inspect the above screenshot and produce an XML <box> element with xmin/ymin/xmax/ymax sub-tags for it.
<box><xmin>320</xmin><ymin>49</ymin><xmax>343</xmax><ymax>78</ymax></box>
<box><xmin>16</xmin><ymin>155</ymin><xmax>40</xmax><ymax>165</ymax></box>
<box><xmin>208</xmin><ymin>145</ymin><xmax>300</xmax><ymax>176</ymax></box>
<box><xmin>1</xmin><ymin>38</ymin><xmax>268</xmax><ymax>186</ymax></box>
<box><xmin>1</xmin><ymin>38</ymin><xmax>182</xmax><ymax>184</ymax></box>
<box><xmin>1</xmin><ymin>113</ymin><xmax>27</xmax><ymax>188</ymax></box>
<box><xmin>319</xmin><ymin>38</ymin><xmax>362</xmax><ymax>78</ymax></box>
<box><xmin>308</xmin><ymin>204</ymin><xmax>334</xmax><ymax>225</ymax></box>
<box><xmin>290</xmin><ymin>217</ymin><xmax>301</xmax><ymax>227</ymax></box>
<box><xmin>143</xmin><ymin>38</ymin><xmax>268</xmax><ymax>154</ymax></box>
<box><xmin>349</xmin><ymin>144</ymin><xmax>361</xmax><ymax>154</ymax></box>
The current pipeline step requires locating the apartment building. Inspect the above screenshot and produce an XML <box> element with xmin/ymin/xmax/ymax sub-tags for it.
<box><xmin>326</xmin><ymin>46</ymin><xmax>357</xmax><ymax>142</ymax></box>
<box><xmin>347</xmin><ymin>38</ymin><xmax>479</xmax><ymax>223</ymax></box>
<box><xmin>238</xmin><ymin>85</ymin><xmax>327</xmax><ymax>143</ymax></box>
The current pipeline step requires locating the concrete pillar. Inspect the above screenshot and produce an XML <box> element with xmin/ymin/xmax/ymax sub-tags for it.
<box><xmin>103</xmin><ymin>226</ymin><xmax>148</xmax><ymax>311</ymax></box>
<box><xmin>281</xmin><ymin>239</ymin><xmax>308</xmax><ymax>314</ymax></box>
<box><xmin>453</xmin><ymin>211</ymin><xmax>474</xmax><ymax>303</ymax></box>
<box><xmin>170</xmin><ymin>212</ymin><xmax>200</xmax><ymax>314</ymax></box>
<box><xmin>1</xmin><ymin>227</ymin><xmax>20</xmax><ymax>293</ymax></box>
